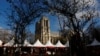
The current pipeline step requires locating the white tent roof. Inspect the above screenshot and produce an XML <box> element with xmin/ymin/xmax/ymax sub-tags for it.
<box><xmin>4</xmin><ymin>38</ymin><xmax>14</xmax><ymax>46</ymax></box>
<box><xmin>33</xmin><ymin>39</ymin><xmax>44</xmax><ymax>47</ymax></box>
<box><xmin>55</xmin><ymin>40</ymin><xmax>65</xmax><ymax>47</ymax></box>
<box><xmin>0</xmin><ymin>40</ymin><xmax>3</xmax><ymax>46</ymax></box>
<box><xmin>45</xmin><ymin>39</ymin><xmax>55</xmax><ymax>47</ymax></box>
<box><xmin>87</xmin><ymin>39</ymin><xmax>100</xmax><ymax>46</ymax></box>
<box><xmin>65</xmin><ymin>41</ymin><xmax>69</xmax><ymax>47</ymax></box>
<box><xmin>23</xmin><ymin>39</ymin><xmax>33</xmax><ymax>46</ymax></box>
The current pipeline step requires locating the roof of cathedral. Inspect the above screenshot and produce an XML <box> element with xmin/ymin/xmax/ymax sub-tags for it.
<box><xmin>51</xmin><ymin>32</ymin><xmax>60</xmax><ymax>37</ymax></box>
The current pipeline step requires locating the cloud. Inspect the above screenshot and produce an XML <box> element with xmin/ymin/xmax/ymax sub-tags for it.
<box><xmin>85</xmin><ymin>0</ymin><xmax>97</xmax><ymax>6</ymax></box>
<box><xmin>78</xmin><ymin>0</ymin><xmax>98</xmax><ymax>6</ymax></box>
<box><xmin>75</xmin><ymin>10</ymin><xmax>100</xmax><ymax>32</ymax></box>
<box><xmin>76</xmin><ymin>10</ymin><xmax>100</xmax><ymax>19</ymax></box>
<box><xmin>76</xmin><ymin>11</ymin><xmax>86</xmax><ymax>19</ymax></box>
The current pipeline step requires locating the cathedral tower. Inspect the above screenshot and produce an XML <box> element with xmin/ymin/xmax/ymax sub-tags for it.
<box><xmin>35</xmin><ymin>16</ymin><xmax>50</xmax><ymax>44</ymax></box>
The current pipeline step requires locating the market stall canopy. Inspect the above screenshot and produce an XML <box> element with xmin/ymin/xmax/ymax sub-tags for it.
<box><xmin>4</xmin><ymin>38</ymin><xmax>14</xmax><ymax>46</ymax></box>
<box><xmin>55</xmin><ymin>40</ymin><xmax>65</xmax><ymax>47</ymax></box>
<box><xmin>33</xmin><ymin>39</ymin><xmax>44</xmax><ymax>47</ymax></box>
<box><xmin>0</xmin><ymin>40</ymin><xmax>3</xmax><ymax>46</ymax></box>
<box><xmin>87</xmin><ymin>39</ymin><xmax>100</xmax><ymax>46</ymax></box>
<box><xmin>23</xmin><ymin>39</ymin><xmax>33</xmax><ymax>47</ymax></box>
<box><xmin>65</xmin><ymin>41</ymin><xmax>69</xmax><ymax>47</ymax></box>
<box><xmin>45</xmin><ymin>39</ymin><xmax>55</xmax><ymax>47</ymax></box>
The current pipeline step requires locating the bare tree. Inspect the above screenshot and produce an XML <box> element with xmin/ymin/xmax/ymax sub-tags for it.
<box><xmin>6</xmin><ymin>0</ymin><xmax>47</xmax><ymax>45</ymax></box>
<box><xmin>44</xmin><ymin>0</ymin><xmax>99</xmax><ymax>56</ymax></box>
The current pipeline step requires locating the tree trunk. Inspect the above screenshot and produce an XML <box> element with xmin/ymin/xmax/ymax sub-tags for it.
<box><xmin>70</xmin><ymin>32</ymin><xmax>85</xmax><ymax>56</ymax></box>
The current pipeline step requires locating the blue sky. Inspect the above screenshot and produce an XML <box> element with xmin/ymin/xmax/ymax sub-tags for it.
<box><xmin>0</xmin><ymin>0</ymin><xmax>100</xmax><ymax>34</ymax></box>
<box><xmin>0</xmin><ymin>0</ymin><xmax>10</xmax><ymax>29</ymax></box>
<box><xmin>0</xmin><ymin>0</ymin><xmax>60</xmax><ymax>33</ymax></box>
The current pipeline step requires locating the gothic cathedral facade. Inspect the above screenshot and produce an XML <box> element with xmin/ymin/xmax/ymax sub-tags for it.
<box><xmin>35</xmin><ymin>16</ymin><xmax>50</xmax><ymax>44</ymax></box>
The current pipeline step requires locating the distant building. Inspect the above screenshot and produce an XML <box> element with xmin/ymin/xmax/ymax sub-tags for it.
<box><xmin>0</xmin><ymin>28</ymin><xmax>12</xmax><ymax>43</ymax></box>
<box><xmin>35</xmin><ymin>16</ymin><xmax>60</xmax><ymax>44</ymax></box>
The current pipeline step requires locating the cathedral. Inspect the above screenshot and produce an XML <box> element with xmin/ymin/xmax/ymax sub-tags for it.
<box><xmin>35</xmin><ymin>16</ymin><xmax>60</xmax><ymax>44</ymax></box>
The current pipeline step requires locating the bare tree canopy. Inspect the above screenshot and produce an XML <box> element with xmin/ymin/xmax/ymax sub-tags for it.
<box><xmin>45</xmin><ymin>0</ymin><xmax>98</xmax><ymax>34</ymax></box>
<box><xmin>44</xmin><ymin>0</ymin><xmax>99</xmax><ymax>56</ymax></box>
<box><xmin>6</xmin><ymin>0</ymin><xmax>47</xmax><ymax>44</ymax></box>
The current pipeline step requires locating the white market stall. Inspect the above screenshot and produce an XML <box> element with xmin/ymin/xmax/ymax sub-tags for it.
<box><xmin>23</xmin><ymin>39</ymin><xmax>33</xmax><ymax>47</ymax></box>
<box><xmin>4</xmin><ymin>38</ymin><xmax>14</xmax><ymax>46</ymax></box>
<box><xmin>33</xmin><ymin>39</ymin><xmax>44</xmax><ymax>47</ymax></box>
<box><xmin>55</xmin><ymin>40</ymin><xmax>65</xmax><ymax>47</ymax></box>
<box><xmin>0</xmin><ymin>40</ymin><xmax>3</xmax><ymax>46</ymax></box>
<box><xmin>87</xmin><ymin>39</ymin><xmax>100</xmax><ymax>46</ymax></box>
<box><xmin>45</xmin><ymin>39</ymin><xmax>55</xmax><ymax>48</ymax></box>
<box><xmin>65</xmin><ymin>41</ymin><xmax>69</xmax><ymax>47</ymax></box>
